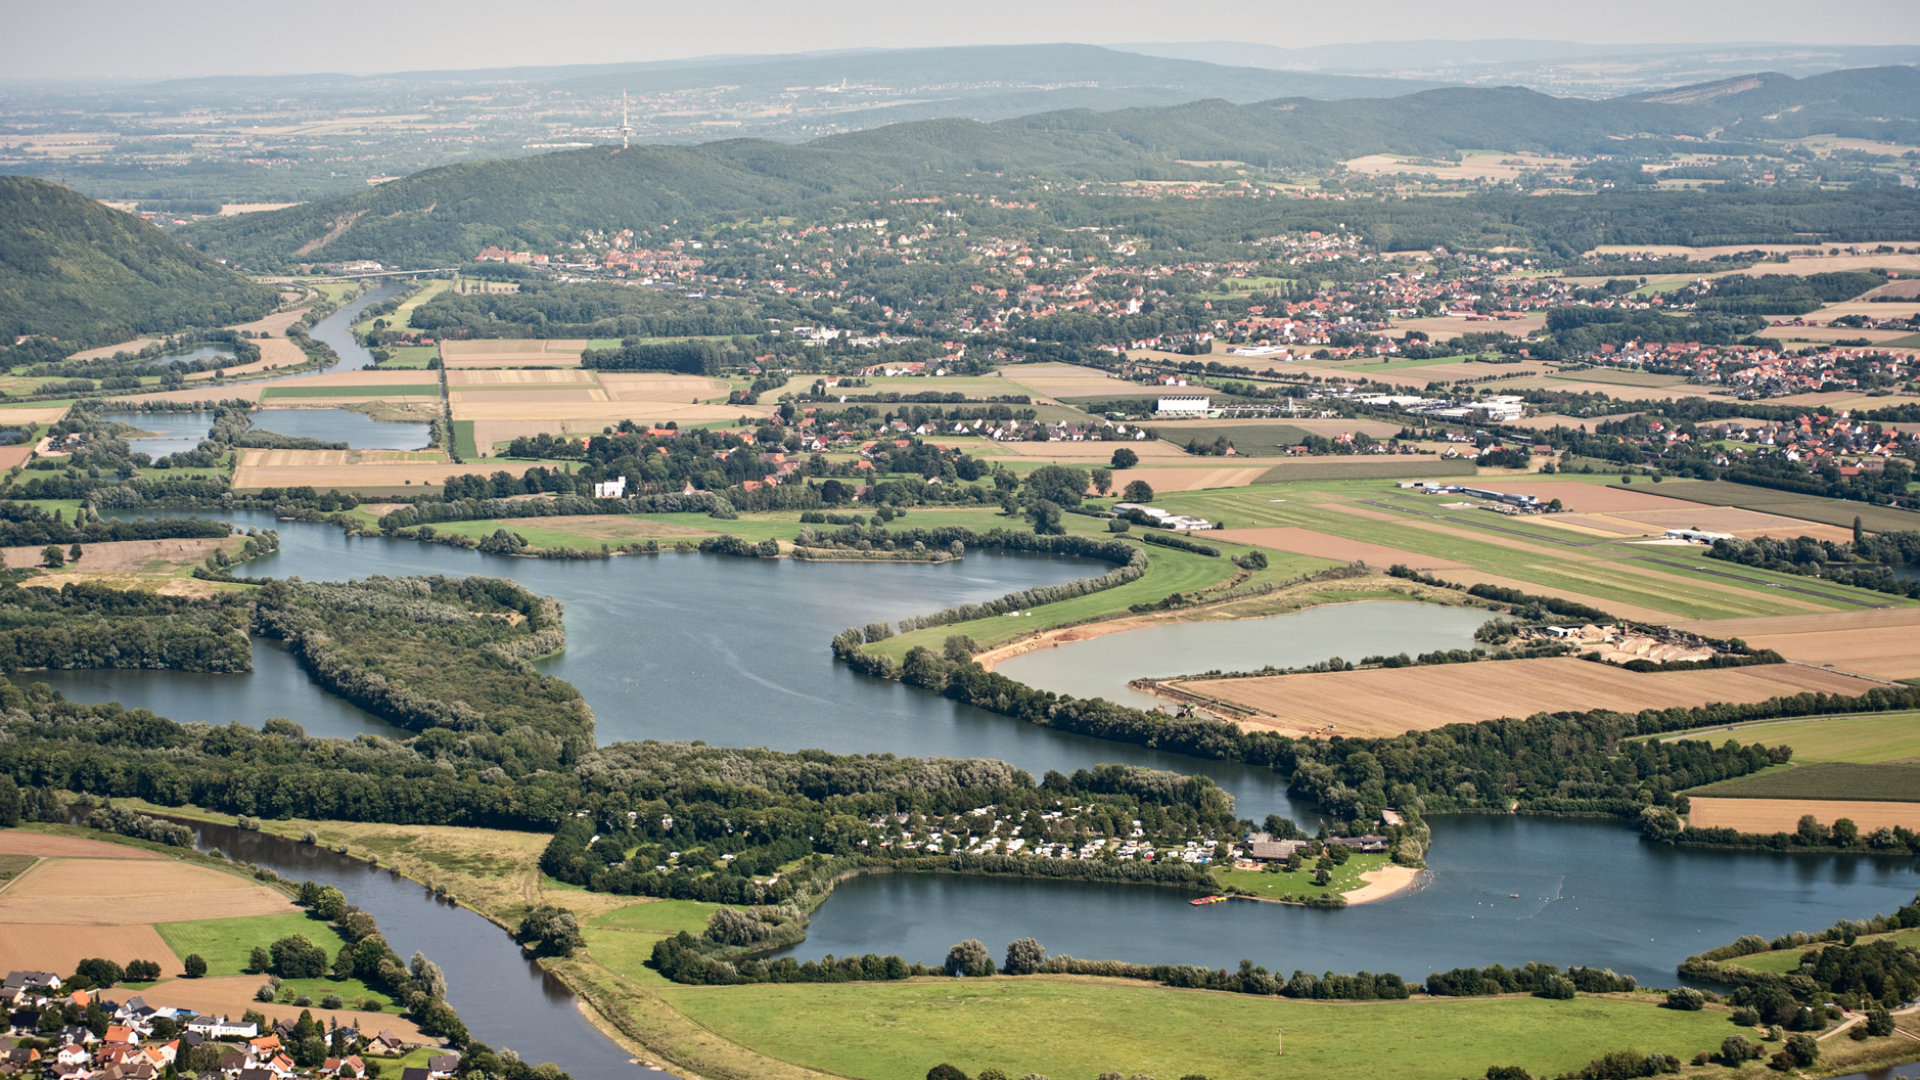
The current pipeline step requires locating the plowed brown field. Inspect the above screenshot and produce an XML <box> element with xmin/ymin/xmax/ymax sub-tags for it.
<box><xmin>1688</xmin><ymin>797</ymin><xmax>1920</xmax><ymax>834</ymax></box>
<box><xmin>447</xmin><ymin>369</ymin><xmax>597</xmax><ymax>386</ymax></box>
<box><xmin>1176</xmin><ymin>657</ymin><xmax>1885</xmax><ymax>738</ymax></box>
<box><xmin>1091</xmin><ymin>466</ymin><xmax>1269</xmax><ymax>491</ymax></box>
<box><xmin>0</xmin><ymin>924</ymin><xmax>179</xmax><ymax>976</ymax></box>
<box><xmin>1210</xmin><ymin>527</ymin><xmax>1466</xmax><ymax>569</ymax></box>
<box><xmin>0</xmin><ymin>859</ymin><xmax>294</xmax><ymax>924</ymax></box>
<box><xmin>440</xmin><ymin>339</ymin><xmax>586</xmax><ymax>368</ymax></box>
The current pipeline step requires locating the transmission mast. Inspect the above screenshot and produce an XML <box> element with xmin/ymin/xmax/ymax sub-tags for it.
<box><xmin>620</xmin><ymin>90</ymin><xmax>633</xmax><ymax>149</ymax></box>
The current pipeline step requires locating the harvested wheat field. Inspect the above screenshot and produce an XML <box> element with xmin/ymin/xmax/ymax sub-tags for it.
<box><xmin>1488</xmin><ymin>482</ymin><xmax>1712</xmax><ymax>514</ymax></box>
<box><xmin>1610</xmin><ymin>507</ymin><xmax>1856</xmax><ymax>542</ymax></box>
<box><xmin>1670</xmin><ymin>608</ymin><xmax>1920</xmax><ymax>680</ymax></box>
<box><xmin>229</xmin><ymin>308</ymin><xmax>311</xmax><ymax>337</ymax></box>
<box><xmin>232</xmin><ymin>453</ymin><xmax>502</xmax><ymax>494</ymax></box>
<box><xmin>2</xmin><ymin>537</ymin><xmax>237</xmax><ymax>574</ymax></box>
<box><xmin>1688</xmin><ymin>798</ymin><xmax>1920</xmax><ymax>834</ymax></box>
<box><xmin>449</xmin><ymin>388</ymin><xmax>604</xmax><ymax>403</ymax></box>
<box><xmin>447</xmin><ymin>369</ymin><xmax>598</xmax><ymax>387</ymax></box>
<box><xmin>1210</xmin><ymin>527</ymin><xmax>1467</xmax><ymax>570</ymax></box>
<box><xmin>448</xmin><ymin>400</ymin><xmax>766</xmax><ymax>424</ymax></box>
<box><xmin>993</xmin><ymin>440</ymin><xmax>1193</xmax><ymax>460</ymax></box>
<box><xmin>0</xmin><ymin>858</ymin><xmax>293</xmax><ymax>925</ymax></box>
<box><xmin>0</xmin><ymin>446</ymin><xmax>32</xmax><ymax>470</ymax></box>
<box><xmin>1092</xmin><ymin>466</ymin><xmax>1270</xmax><ymax>492</ymax></box>
<box><xmin>137</xmin><ymin>977</ymin><xmax>428</xmax><ymax>1042</ymax></box>
<box><xmin>0</xmin><ymin>923</ymin><xmax>180</xmax><ymax>977</ymax></box>
<box><xmin>440</xmin><ymin>339</ymin><xmax>586</xmax><ymax>368</ymax></box>
<box><xmin>597</xmin><ymin>373</ymin><xmax>732</xmax><ymax>401</ymax></box>
<box><xmin>67</xmin><ymin>339</ymin><xmax>162</xmax><ymax>361</ymax></box>
<box><xmin>0</xmin><ymin>831</ymin><xmax>165</xmax><ymax>859</ymax></box>
<box><xmin>1175</xmin><ymin>657</ymin><xmax>1884</xmax><ymax>738</ymax></box>
<box><xmin>0</xmin><ymin>407</ymin><xmax>80</xmax><ymax>425</ymax></box>
<box><xmin>495</xmin><ymin>515</ymin><xmax>718</xmax><ymax>541</ymax></box>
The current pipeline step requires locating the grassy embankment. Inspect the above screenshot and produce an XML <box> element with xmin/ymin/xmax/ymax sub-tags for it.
<box><xmin>1210</xmin><ymin>851</ymin><xmax>1391</xmax><ymax>902</ymax></box>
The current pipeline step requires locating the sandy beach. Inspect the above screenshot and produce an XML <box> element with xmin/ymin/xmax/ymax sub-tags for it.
<box><xmin>1341</xmin><ymin>865</ymin><xmax>1425</xmax><ymax>905</ymax></box>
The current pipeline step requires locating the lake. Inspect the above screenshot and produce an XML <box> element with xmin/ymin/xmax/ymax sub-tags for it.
<box><xmin>54</xmin><ymin>512</ymin><xmax>1920</xmax><ymax>1007</ymax></box>
<box><xmin>994</xmin><ymin>601</ymin><xmax>1489</xmax><ymax>707</ymax></box>
<box><xmin>97</xmin><ymin>407</ymin><xmax>430</xmax><ymax>454</ymax></box>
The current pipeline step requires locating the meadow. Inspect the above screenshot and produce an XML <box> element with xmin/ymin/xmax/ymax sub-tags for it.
<box><xmin>1646</xmin><ymin>479</ymin><xmax>1920</xmax><ymax>534</ymax></box>
<box><xmin>1687</xmin><ymin>761</ymin><xmax>1920</xmax><ymax>802</ymax></box>
<box><xmin>652</xmin><ymin>977</ymin><xmax>1735</xmax><ymax>1080</ymax></box>
<box><xmin>1673</xmin><ymin>711</ymin><xmax>1920</xmax><ymax>764</ymax></box>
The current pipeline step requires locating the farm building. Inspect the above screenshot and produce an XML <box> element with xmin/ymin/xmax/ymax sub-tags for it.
<box><xmin>1156</xmin><ymin>396</ymin><xmax>1211</xmax><ymax>416</ymax></box>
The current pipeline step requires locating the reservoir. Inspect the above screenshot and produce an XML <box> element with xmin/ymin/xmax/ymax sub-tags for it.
<box><xmin>993</xmin><ymin>601</ymin><xmax>1489</xmax><ymax>708</ymax></box>
<box><xmin>48</xmin><ymin>513</ymin><xmax>1920</xmax><ymax>1006</ymax></box>
<box><xmin>97</xmin><ymin>408</ymin><xmax>430</xmax><ymax>454</ymax></box>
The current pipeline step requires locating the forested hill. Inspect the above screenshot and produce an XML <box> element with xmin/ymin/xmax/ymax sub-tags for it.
<box><xmin>0</xmin><ymin>178</ymin><xmax>281</xmax><ymax>348</ymax></box>
<box><xmin>178</xmin><ymin>66</ymin><xmax>1920</xmax><ymax>270</ymax></box>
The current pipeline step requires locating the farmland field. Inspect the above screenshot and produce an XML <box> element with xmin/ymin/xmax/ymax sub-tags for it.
<box><xmin>0</xmin><ymin>923</ymin><xmax>180</xmax><ymax>977</ymax></box>
<box><xmin>1635</xmin><ymin>480</ymin><xmax>1920</xmax><ymax>534</ymax></box>
<box><xmin>0</xmin><ymin>857</ymin><xmax>295</xmax><ymax>923</ymax></box>
<box><xmin>1252</xmin><ymin>459</ymin><xmax>1475</xmax><ymax>483</ymax></box>
<box><xmin>1687</xmin><ymin>762</ymin><xmax>1920</xmax><ymax>802</ymax></box>
<box><xmin>1667</xmin><ymin>712</ymin><xmax>1920</xmax><ymax>763</ymax></box>
<box><xmin>0</xmin><ymin>831</ymin><xmax>167</xmax><ymax>859</ymax></box>
<box><xmin>653</xmin><ymin>977</ymin><xmax>1733</xmax><ymax>1080</ymax></box>
<box><xmin>1668</xmin><ymin>607</ymin><xmax>1920</xmax><ymax>680</ymax></box>
<box><xmin>1</xmin><ymin>537</ymin><xmax>238</xmax><ymax>574</ymax></box>
<box><xmin>1176</xmin><ymin>657</ymin><xmax>1885</xmax><ymax>739</ymax></box>
<box><xmin>261</xmin><ymin>383</ymin><xmax>441</xmax><ymax>400</ymax></box>
<box><xmin>1686</xmin><ymin>795</ymin><xmax>1920</xmax><ymax>833</ymax></box>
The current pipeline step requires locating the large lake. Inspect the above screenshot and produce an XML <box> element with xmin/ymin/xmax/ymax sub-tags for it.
<box><xmin>50</xmin><ymin>510</ymin><xmax>1920</xmax><ymax>993</ymax></box>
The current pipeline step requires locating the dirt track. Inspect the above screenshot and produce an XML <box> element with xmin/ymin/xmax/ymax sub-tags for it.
<box><xmin>1175</xmin><ymin>657</ymin><xmax>1886</xmax><ymax>739</ymax></box>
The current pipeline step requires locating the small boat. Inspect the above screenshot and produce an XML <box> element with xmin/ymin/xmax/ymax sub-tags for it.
<box><xmin>1510</xmin><ymin>894</ymin><xmax>1520</xmax><ymax>898</ymax></box>
<box><xmin>1190</xmin><ymin>895</ymin><xmax>1230</xmax><ymax>906</ymax></box>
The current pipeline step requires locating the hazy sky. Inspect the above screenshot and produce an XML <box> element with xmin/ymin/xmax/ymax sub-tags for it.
<box><xmin>4</xmin><ymin>0</ymin><xmax>1917</xmax><ymax>81</ymax></box>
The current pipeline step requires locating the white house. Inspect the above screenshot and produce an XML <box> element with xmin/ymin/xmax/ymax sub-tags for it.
<box><xmin>186</xmin><ymin>1017</ymin><xmax>258</xmax><ymax>1039</ymax></box>
<box><xmin>592</xmin><ymin>476</ymin><xmax>628</xmax><ymax>499</ymax></box>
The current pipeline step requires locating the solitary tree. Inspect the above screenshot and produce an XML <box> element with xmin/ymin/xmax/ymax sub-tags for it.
<box><xmin>1003</xmin><ymin>938</ymin><xmax>1045</xmax><ymax>975</ymax></box>
<box><xmin>67</xmin><ymin>543</ymin><xmax>82</xmax><ymax>563</ymax></box>
<box><xmin>1121</xmin><ymin>480</ymin><xmax>1155</xmax><ymax>504</ymax></box>
<box><xmin>1110</xmin><ymin>447</ymin><xmax>1139</xmax><ymax>469</ymax></box>
<box><xmin>1024</xmin><ymin>464</ymin><xmax>1090</xmax><ymax>507</ymax></box>
<box><xmin>183</xmin><ymin>954</ymin><xmax>208</xmax><ymax>979</ymax></box>
<box><xmin>1854</xmin><ymin>515</ymin><xmax>1865</xmax><ymax>546</ymax></box>
<box><xmin>944</xmin><ymin>939</ymin><xmax>991</xmax><ymax>977</ymax></box>
<box><xmin>1026</xmin><ymin>499</ymin><xmax>1064</xmax><ymax>536</ymax></box>
<box><xmin>1090</xmin><ymin>467</ymin><xmax>1113</xmax><ymax>496</ymax></box>
<box><xmin>40</xmin><ymin>545</ymin><xmax>63</xmax><ymax>568</ymax></box>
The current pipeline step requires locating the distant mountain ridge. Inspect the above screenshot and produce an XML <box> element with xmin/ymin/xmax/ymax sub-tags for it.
<box><xmin>177</xmin><ymin>66</ymin><xmax>1920</xmax><ymax>270</ymax></box>
<box><xmin>0</xmin><ymin>178</ymin><xmax>279</xmax><ymax>348</ymax></box>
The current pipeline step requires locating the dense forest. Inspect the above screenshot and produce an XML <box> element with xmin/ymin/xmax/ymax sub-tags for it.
<box><xmin>0</xmin><ymin>178</ymin><xmax>280</xmax><ymax>348</ymax></box>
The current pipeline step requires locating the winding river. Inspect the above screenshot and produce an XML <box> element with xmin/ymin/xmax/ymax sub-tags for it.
<box><xmin>37</xmin><ymin>291</ymin><xmax>1920</xmax><ymax>1076</ymax></box>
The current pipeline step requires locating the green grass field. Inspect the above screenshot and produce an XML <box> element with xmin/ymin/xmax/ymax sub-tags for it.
<box><xmin>1688</xmin><ymin>761</ymin><xmax>1920</xmax><ymax>802</ymax></box>
<box><xmin>378</xmin><ymin>347</ymin><xmax>440</xmax><ymax>369</ymax></box>
<box><xmin>1728</xmin><ymin>927</ymin><xmax>1920</xmax><ymax>975</ymax></box>
<box><xmin>155</xmin><ymin>912</ymin><xmax>399</xmax><ymax>1007</ymax></box>
<box><xmin>581</xmin><ymin>899</ymin><xmax>723</xmax><ymax>988</ymax></box>
<box><xmin>1211</xmin><ymin>851</ymin><xmax>1390</xmax><ymax>902</ymax></box>
<box><xmin>260</xmin><ymin>384</ymin><xmax>442</xmax><ymax>400</ymax></box>
<box><xmin>452</xmin><ymin>420</ymin><xmax>478</xmax><ymax>460</ymax></box>
<box><xmin>1678</xmin><ymin>712</ymin><xmax>1920</xmax><ymax>763</ymax></box>
<box><xmin>1253</xmin><ymin>459</ymin><xmax>1476</xmax><ymax>483</ymax></box>
<box><xmin>654</xmin><ymin>978</ymin><xmax>1734</xmax><ymax>1080</ymax></box>
<box><xmin>1144</xmin><ymin>424</ymin><xmax>1316</xmax><ymax>456</ymax></box>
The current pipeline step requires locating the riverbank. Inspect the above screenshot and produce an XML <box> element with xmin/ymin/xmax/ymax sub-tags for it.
<box><xmin>1342</xmin><ymin>864</ymin><xmax>1426</xmax><ymax>904</ymax></box>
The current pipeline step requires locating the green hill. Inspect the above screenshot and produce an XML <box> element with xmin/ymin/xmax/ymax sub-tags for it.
<box><xmin>177</xmin><ymin>66</ymin><xmax>1920</xmax><ymax>270</ymax></box>
<box><xmin>0</xmin><ymin>177</ymin><xmax>280</xmax><ymax>349</ymax></box>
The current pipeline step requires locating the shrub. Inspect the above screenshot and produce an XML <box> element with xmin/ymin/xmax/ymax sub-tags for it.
<box><xmin>1665</xmin><ymin>987</ymin><xmax>1705</xmax><ymax>1010</ymax></box>
<box><xmin>1537</xmin><ymin>975</ymin><xmax>1576</xmax><ymax>999</ymax></box>
<box><xmin>1003</xmin><ymin>938</ymin><xmax>1045</xmax><ymax>976</ymax></box>
<box><xmin>255</xmin><ymin>984</ymin><xmax>276</xmax><ymax>1003</ymax></box>
<box><xmin>944</xmin><ymin>939</ymin><xmax>992</xmax><ymax>978</ymax></box>
<box><xmin>928</xmin><ymin>1067</ymin><xmax>969</xmax><ymax>1080</ymax></box>
<box><xmin>321</xmin><ymin>994</ymin><xmax>344</xmax><ymax>1009</ymax></box>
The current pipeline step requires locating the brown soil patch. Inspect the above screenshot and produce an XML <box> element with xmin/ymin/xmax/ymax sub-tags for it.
<box><xmin>3</xmin><ymin>537</ymin><xmax>236</xmax><ymax>574</ymax></box>
<box><xmin>232</xmin><ymin>461</ymin><xmax>502</xmax><ymax>494</ymax></box>
<box><xmin>493</xmin><ymin>515</ymin><xmax>718</xmax><ymax>541</ymax></box>
<box><xmin>0</xmin><ymin>407</ymin><xmax>79</xmax><ymax>424</ymax></box>
<box><xmin>0</xmin><ymin>446</ymin><xmax>32</xmax><ymax>470</ymax></box>
<box><xmin>1480</xmin><ymin>481</ymin><xmax>1711</xmax><ymax>513</ymax></box>
<box><xmin>447</xmin><ymin>369</ymin><xmax>597</xmax><ymax>386</ymax></box>
<box><xmin>137</xmin><ymin>976</ymin><xmax>428</xmax><ymax>1043</ymax></box>
<box><xmin>1670</xmin><ymin>608</ymin><xmax>1920</xmax><ymax>681</ymax></box>
<box><xmin>0</xmin><ymin>859</ymin><xmax>294</xmax><ymax>925</ymax></box>
<box><xmin>1174</xmin><ymin>657</ymin><xmax>1884</xmax><ymax>738</ymax></box>
<box><xmin>0</xmin><ymin>831</ymin><xmax>165</xmax><ymax>859</ymax></box>
<box><xmin>0</xmin><ymin>924</ymin><xmax>179</xmax><ymax>976</ymax></box>
<box><xmin>1688</xmin><ymin>798</ymin><xmax>1920</xmax><ymax>834</ymax></box>
<box><xmin>228</xmin><ymin>309</ymin><xmax>310</xmax><ymax>337</ymax></box>
<box><xmin>1211</xmin><ymin>527</ymin><xmax>1465</xmax><ymax>570</ymax></box>
<box><xmin>1322</xmin><ymin>503</ymin><xmax>1404</xmax><ymax>523</ymax></box>
<box><xmin>1505</xmin><ymin>412</ymin><xmax>1645</xmax><ymax>431</ymax></box>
